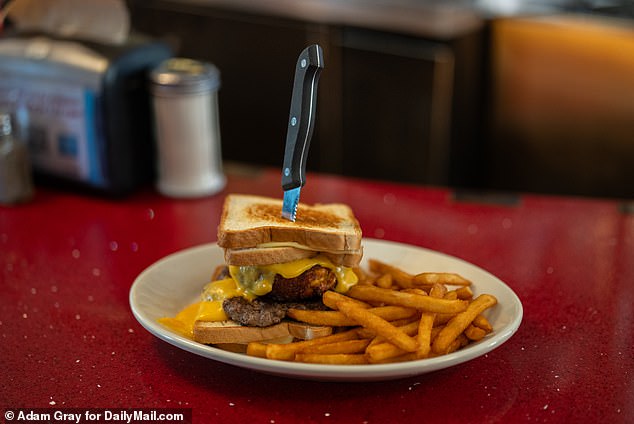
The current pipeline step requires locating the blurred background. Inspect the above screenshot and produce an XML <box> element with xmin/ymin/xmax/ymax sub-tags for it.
<box><xmin>1</xmin><ymin>0</ymin><xmax>633</xmax><ymax>199</ymax></box>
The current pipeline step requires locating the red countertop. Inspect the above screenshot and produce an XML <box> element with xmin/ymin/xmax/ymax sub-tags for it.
<box><xmin>1</xmin><ymin>166</ymin><xmax>633</xmax><ymax>423</ymax></box>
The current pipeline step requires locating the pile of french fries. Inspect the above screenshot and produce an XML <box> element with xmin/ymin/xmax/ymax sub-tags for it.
<box><xmin>246</xmin><ymin>259</ymin><xmax>498</xmax><ymax>365</ymax></box>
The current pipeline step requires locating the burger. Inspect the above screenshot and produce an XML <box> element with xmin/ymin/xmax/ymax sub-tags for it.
<box><xmin>160</xmin><ymin>194</ymin><xmax>363</xmax><ymax>347</ymax></box>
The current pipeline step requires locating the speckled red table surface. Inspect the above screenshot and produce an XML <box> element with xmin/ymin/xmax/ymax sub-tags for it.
<box><xmin>1</xmin><ymin>166</ymin><xmax>633</xmax><ymax>423</ymax></box>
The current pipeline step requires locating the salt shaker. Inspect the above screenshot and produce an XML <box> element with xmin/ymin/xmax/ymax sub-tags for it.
<box><xmin>150</xmin><ymin>58</ymin><xmax>226</xmax><ymax>198</ymax></box>
<box><xmin>0</xmin><ymin>112</ymin><xmax>34</xmax><ymax>204</ymax></box>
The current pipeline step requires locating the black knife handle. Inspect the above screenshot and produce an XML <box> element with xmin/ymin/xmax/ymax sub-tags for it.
<box><xmin>281</xmin><ymin>44</ymin><xmax>324</xmax><ymax>190</ymax></box>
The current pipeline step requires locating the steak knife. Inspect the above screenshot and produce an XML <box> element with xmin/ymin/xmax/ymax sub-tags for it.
<box><xmin>281</xmin><ymin>44</ymin><xmax>324</xmax><ymax>221</ymax></box>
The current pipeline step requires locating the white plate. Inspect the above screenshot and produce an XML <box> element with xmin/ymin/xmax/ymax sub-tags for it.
<box><xmin>130</xmin><ymin>239</ymin><xmax>523</xmax><ymax>381</ymax></box>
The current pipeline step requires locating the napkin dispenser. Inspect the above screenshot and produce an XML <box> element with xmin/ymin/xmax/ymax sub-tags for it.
<box><xmin>0</xmin><ymin>35</ymin><xmax>172</xmax><ymax>195</ymax></box>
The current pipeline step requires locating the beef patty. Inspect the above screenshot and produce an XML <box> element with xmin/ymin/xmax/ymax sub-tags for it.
<box><xmin>223</xmin><ymin>297</ymin><xmax>328</xmax><ymax>327</ymax></box>
<box><xmin>265</xmin><ymin>265</ymin><xmax>337</xmax><ymax>301</ymax></box>
<box><xmin>222</xmin><ymin>265</ymin><xmax>336</xmax><ymax>327</ymax></box>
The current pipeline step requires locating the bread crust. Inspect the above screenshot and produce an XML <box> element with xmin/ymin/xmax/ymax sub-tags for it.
<box><xmin>193</xmin><ymin>320</ymin><xmax>290</xmax><ymax>344</ymax></box>
<box><xmin>193</xmin><ymin>320</ymin><xmax>332</xmax><ymax>344</ymax></box>
<box><xmin>224</xmin><ymin>246</ymin><xmax>315</xmax><ymax>266</ymax></box>
<box><xmin>217</xmin><ymin>194</ymin><xmax>362</xmax><ymax>251</ymax></box>
<box><xmin>224</xmin><ymin>246</ymin><xmax>363</xmax><ymax>267</ymax></box>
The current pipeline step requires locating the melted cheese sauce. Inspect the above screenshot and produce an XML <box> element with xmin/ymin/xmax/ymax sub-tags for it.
<box><xmin>158</xmin><ymin>256</ymin><xmax>358</xmax><ymax>338</ymax></box>
<box><xmin>157</xmin><ymin>301</ymin><xmax>224</xmax><ymax>338</ymax></box>
<box><xmin>230</xmin><ymin>254</ymin><xmax>358</xmax><ymax>296</ymax></box>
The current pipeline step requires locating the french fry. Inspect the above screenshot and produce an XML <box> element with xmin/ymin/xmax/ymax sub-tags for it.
<box><xmin>430</xmin><ymin>283</ymin><xmax>448</xmax><ymax>298</ymax></box>
<box><xmin>394</xmin><ymin>320</ymin><xmax>421</xmax><ymax>336</ymax></box>
<box><xmin>368</xmin><ymin>259</ymin><xmax>416</xmax><ymax>288</ymax></box>
<box><xmin>287</xmin><ymin>305</ymin><xmax>418</xmax><ymax>327</ymax></box>
<box><xmin>347</xmin><ymin>285</ymin><xmax>468</xmax><ymax>314</ymax></box>
<box><xmin>366</xmin><ymin>341</ymin><xmax>409</xmax><ymax>362</ymax></box>
<box><xmin>433</xmin><ymin>313</ymin><xmax>456</xmax><ymax>326</ymax></box>
<box><xmin>473</xmin><ymin>314</ymin><xmax>493</xmax><ymax>333</ymax></box>
<box><xmin>464</xmin><ymin>324</ymin><xmax>487</xmax><ymax>341</ymax></box>
<box><xmin>370</xmin><ymin>306</ymin><xmax>419</xmax><ymax>322</ymax></box>
<box><xmin>371</xmin><ymin>352</ymin><xmax>419</xmax><ymax>364</ymax></box>
<box><xmin>294</xmin><ymin>353</ymin><xmax>368</xmax><ymax>365</ymax></box>
<box><xmin>376</xmin><ymin>273</ymin><xmax>393</xmax><ymax>289</ymax></box>
<box><xmin>323</xmin><ymin>290</ymin><xmax>371</xmax><ymax>310</ymax></box>
<box><xmin>432</xmin><ymin>294</ymin><xmax>497</xmax><ymax>354</ymax></box>
<box><xmin>443</xmin><ymin>334</ymin><xmax>469</xmax><ymax>355</ymax></box>
<box><xmin>401</xmin><ymin>288</ymin><xmax>428</xmax><ymax>296</ymax></box>
<box><xmin>246</xmin><ymin>342</ymin><xmax>267</xmax><ymax>358</ymax></box>
<box><xmin>445</xmin><ymin>291</ymin><xmax>459</xmax><ymax>300</ymax></box>
<box><xmin>433</xmin><ymin>288</ymin><xmax>460</xmax><ymax>325</ymax></box>
<box><xmin>413</xmin><ymin>272</ymin><xmax>472</xmax><ymax>287</ymax></box>
<box><xmin>452</xmin><ymin>286</ymin><xmax>474</xmax><ymax>300</ymax></box>
<box><xmin>287</xmin><ymin>309</ymin><xmax>355</xmax><ymax>326</ymax></box>
<box><xmin>415</xmin><ymin>313</ymin><xmax>435</xmax><ymax>359</ymax></box>
<box><xmin>356</xmin><ymin>317</ymin><xmax>419</xmax><ymax>339</ymax></box>
<box><xmin>416</xmin><ymin>283</ymin><xmax>446</xmax><ymax>358</ymax></box>
<box><xmin>367</xmin><ymin>325</ymin><xmax>442</xmax><ymax>363</ymax></box>
<box><xmin>334</xmin><ymin>298</ymin><xmax>419</xmax><ymax>353</ymax></box>
<box><xmin>264</xmin><ymin>328</ymin><xmax>360</xmax><ymax>361</ymax></box>
<box><xmin>368</xmin><ymin>259</ymin><xmax>472</xmax><ymax>289</ymax></box>
<box><xmin>366</xmin><ymin>334</ymin><xmax>385</xmax><ymax>349</ymax></box>
<box><xmin>299</xmin><ymin>338</ymin><xmax>371</xmax><ymax>355</ymax></box>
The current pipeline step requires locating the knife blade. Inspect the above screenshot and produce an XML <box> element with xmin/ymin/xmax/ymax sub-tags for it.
<box><xmin>281</xmin><ymin>44</ymin><xmax>324</xmax><ymax>221</ymax></box>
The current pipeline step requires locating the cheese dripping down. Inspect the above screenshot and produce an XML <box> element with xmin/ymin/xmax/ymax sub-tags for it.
<box><xmin>158</xmin><ymin>255</ymin><xmax>358</xmax><ymax>338</ymax></box>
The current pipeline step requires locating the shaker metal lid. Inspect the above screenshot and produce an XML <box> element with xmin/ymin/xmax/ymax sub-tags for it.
<box><xmin>150</xmin><ymin>58</ymin><xmax>220</xmax><ymax>95</ymax></box>
<box><xmin>0</xmin><ymin>112</ymin><xmax>13</xmax><ymax>137</ymax></box>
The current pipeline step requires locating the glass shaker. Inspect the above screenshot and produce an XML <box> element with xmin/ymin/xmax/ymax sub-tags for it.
<box><xmin>0</xmin><ymin>112</ymin><xmax>34</xmax><ymax>204</ymax></box>
<box><xmin>150</xmin><ymin>58</ymin><xmax>226</xmax><ymax>198</ymax></box>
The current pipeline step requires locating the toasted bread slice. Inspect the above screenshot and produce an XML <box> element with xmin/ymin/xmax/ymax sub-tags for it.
<box><xmin>193</xmin><ymin>319</ymin><xmax>332</xmax><ymax>345</ymax></box>
<box><xmin>224</xmin><ymin>246</ymin><xmax>363</xmax><ymax>267</ymax></box>
<box><xmin>217</xmin><ymin>194</ymin><xmax>362</xmax><ymax>252</ymax></box>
